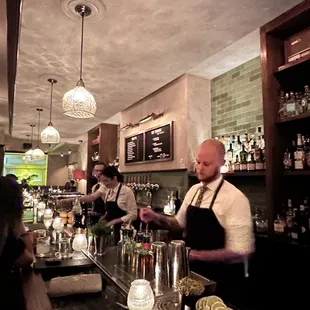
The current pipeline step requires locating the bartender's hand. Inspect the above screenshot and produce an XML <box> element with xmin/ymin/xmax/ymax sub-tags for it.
<box><xmin>140</xmin><ymin>208</ymin><xmax>159</xmax><ymax>223</ymax></box>
<box><xmin>106</xmin><ymin>218</ymin><xmax>122</xmax><ymax>227</ymax></box>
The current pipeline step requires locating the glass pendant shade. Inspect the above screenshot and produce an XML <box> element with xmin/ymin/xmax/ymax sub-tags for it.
<box><xmin>32</xmin><ymin>147</ymin><xmax>45</xmax><ymax>161</ymax></box>
<box><xmin>23</xmin><ymin>149</ymin><xmax>33</xmax><ymax>162</ymax></box>
<box><xmin>62</xmin><ymin>82</ymin><xmax>96</xmax><ymax>119</ymax></box>
<box><xmin>41</xmin><ymin>122</ymin><xmax>60</xmax><ymax>144</ymax></box>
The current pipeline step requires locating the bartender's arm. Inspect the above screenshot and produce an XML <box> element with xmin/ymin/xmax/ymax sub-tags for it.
<box><xmin>59</xmin><ymin>184</ymin><xmax>106</xmax><ymax>206</ymax></box>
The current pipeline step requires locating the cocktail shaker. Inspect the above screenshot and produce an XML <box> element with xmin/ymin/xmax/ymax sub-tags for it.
<box><xmin>151</xmin><ymin>241</ymin><xmax>169</xmax><ymax>294</ymax></box>
<box><xmin>168</xmin><ymin>240</ymin><xmax>190</xmax><ymax>289</ymax></box>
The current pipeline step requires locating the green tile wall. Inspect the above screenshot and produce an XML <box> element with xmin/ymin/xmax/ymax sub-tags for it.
<box><xmin>211</xmin><ymin>57</ymin><xmax>263</xmax><ymax>137</ymax></box>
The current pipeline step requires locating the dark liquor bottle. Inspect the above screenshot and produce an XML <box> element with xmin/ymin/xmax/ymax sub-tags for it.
<box><xmin>175</xmin><ymin>191</ymin><xmax>182</xmax><ymax>214</ymax></box>
<box><xmin>247</xmin><ymin>153</ymin><xmax>256</xmax><ymax>171</ymax></box>
<box><xmin>239</xmin><ymin>145</ymin><xmax>248</xmax><ymax>172</ymax></box>
<box><xmin>234</xmin><ymin>155</ymin><xmax>240</xmax><ymax>172</ymax></box>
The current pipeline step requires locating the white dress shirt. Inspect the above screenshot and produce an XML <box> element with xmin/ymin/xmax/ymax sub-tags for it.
<box><xmin>99</xmin><ymin>183</ymin><xmax>137</xmax><ymax>223</ymax></box>
<box><xmin>176</xmin><ymin>175</ymin><xmax>254</xmax><ymax>255</ymax></box>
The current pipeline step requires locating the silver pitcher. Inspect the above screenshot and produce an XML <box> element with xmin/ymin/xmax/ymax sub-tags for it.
<box><xmin>168</xmin><ymin>240</ymin><xmax>190</xmax><ymax>289</ymax></box>
<box><xmin>151</xmin><ymin>241</ymin><xmax>169</xmax><ymax>294</ymax></box>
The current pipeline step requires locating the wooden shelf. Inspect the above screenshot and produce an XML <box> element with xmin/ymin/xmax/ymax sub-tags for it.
<box><xmin>223</xmin><ymin>171</ymin><xmax>266</xmax><ymax>177</ymax></box>
<box><xmin>188</xmin><ymin>171</ymin><xmax>266</xmax><ymax>178</ymax></box>
<box><xmin>276</xmin><ymin>110</ymin><xmax>310</xmax><ymax>124</ymax></box>
<box><xmin>277</xmin><ymin>55</ymin><xmax>310</xmax><ymax>73</ymax></box>
<box><xmin>283</xmin><ymin>170</ymin><xmax>310</xmax><ymax>176</ymax></box>
<box><xmin>274</xmin><ymin>54</ymin><xmax>310</xmax><ymax>91</ymax></box>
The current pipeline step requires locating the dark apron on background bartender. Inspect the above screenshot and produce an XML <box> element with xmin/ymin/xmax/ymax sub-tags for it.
<box><xmin>92</xmin><ymin>183</ymin><xmax>106</xmax><ymax>215</ymax></box>
<box><xmin>105</xmin><ymin>184</ymin><xmax>127</xmax><ymax>244</ymax></box>
<box><xmin>186</xmin><ymin>179</ymin><xmax>246</xmax><ymax>306</ymax></box>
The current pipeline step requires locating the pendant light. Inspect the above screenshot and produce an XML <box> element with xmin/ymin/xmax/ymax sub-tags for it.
<box><xmin>41</xmin><ymin>79</ymin><xmax>60</xmax><ymax>143</ymax></box>
<box><xmin>23</xmin><ymin>125</ymin><xmax>35</xmax><ymax>161</ymax></box>
<box><xmin>23</xmin><ymin>132</ymin><xmax>33</xmax><ymax>161</ymax></box>
<box><xmin>62</xmin><ymin>4</ymin><xmax>96</xmax><ymax>119</ymax></box>
<box><xmin>32</xmin><ymin>108</ymin><xmax>45</xmax><ymax>161</ymax></box>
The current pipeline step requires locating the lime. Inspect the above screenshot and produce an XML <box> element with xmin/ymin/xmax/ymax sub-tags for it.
<box><xmin>206</xmin><ymin>296</ymin><xmax>224</xmax><ymax>308</ymax></box>
<box><xmin>211</xmin><ymin>301</ymin><xmax>226</xmax><ymax>310</ymax></box>
<box><xmin>195</xmin><ymin>297</ymin><xmax>209</xmax><ymax>309</ymax></box>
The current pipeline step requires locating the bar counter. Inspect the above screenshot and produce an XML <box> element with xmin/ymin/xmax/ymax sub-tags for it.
<box><xmin>22</xmin><ymin>246</ymin><xmax>242</xmax><ymax>310</ymax></box>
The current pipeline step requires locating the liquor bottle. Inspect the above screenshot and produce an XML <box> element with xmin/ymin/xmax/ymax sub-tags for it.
<box><xmin>135</xmin><ymin>234</ymin><xmax>154</xmax><ymax>281</ymax></box>
<box><xmin>233</xmin><ymin>155</ymin><xmax>240</xmax><ymax>172</ymax></box>
<box><xmin>132</xmin><ymin>232</ymin><xmax>144</xmax><ymax>277</ymax></box>
<box><xmin>175</xmin><ymin>191</ymin><xmax>182</xmax><ymax>214</ymax></box>
<box><xmin>239</xmin><ymin>145</ymin><xmax>248</xmax><ymax>172</ymax></box>
<box><xmin>294</xmin><ymin>134</ymin><xmax>305</xmax><ymax>170</ymax></box>
<box><xmin>286</xmin><ymin>199</ymin><xmax>294</xmax><ymax>237</ymax></box>
<box><xmin>298</xmin><ymin>205</ymin><xmax>308</xmax><ymax>243</ymax></box>
<box><xmin>72</xmin><ymin>197</ymin><xmax>82</xmax><ymax>224</ymax></box>
<box><xmin>117</xmin><ymin>229</ymin><xmax>128</xmax><ymax>267</ymax></box>
<box><xmin>291</xmin><ymin>208</ymin><xmax>299</xmax><ymax>241</ymax></box>
<box><xmin>274</xmin><ymin>214</ymin><xmax>286</xmax><ymax>235</ymax></box>
<box><xmin>247</xmin><ymin>153</ymin><xmax>256</xmax><ymax>171</ymax></box>
<box><xmin>122</xmin><ymin>229</ymin><xmax>135</xmax><ymax>274</ymax></box>
<box><xmin>283</xmin><ymin>148</ymin><xmax>290</xmax><ymax>170</ymax></box>
<box><xmin>255</xmin><ymin>149</ymin><xmax>264</xmax><ymax>171</ymax></box>
<box><xmin>226</xmin><ymin>143</ymin><xmax>234</xmax><ymax>163</ymax></box>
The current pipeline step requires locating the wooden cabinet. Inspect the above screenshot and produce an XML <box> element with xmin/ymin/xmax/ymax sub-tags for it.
<box><xmin>260</xmin><ymin>1</ymin><xmax>310</xmax><ymax>235</ymax></box>
<box><xmin>87</xmin><ymin>123</ymin><xmax>118</xmax><ymax>192</ymax></box>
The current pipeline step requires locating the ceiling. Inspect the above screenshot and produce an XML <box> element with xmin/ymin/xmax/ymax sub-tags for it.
<box><xmin>11</xmin><ymin>0</ymin><xmax>302</xmax><ymax>143</ymax></box>
<box><xmin>0</xmin><ymin>0</ymin><xmax>8</xmax><ymax>131</ymax></box>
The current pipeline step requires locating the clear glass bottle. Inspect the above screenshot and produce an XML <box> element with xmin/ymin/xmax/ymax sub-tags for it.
<box><xmin>72</xmin><ymin>197</ymin><xmax>82</xmax><ymax>224</ymax></box>
<box><xmin>117</xmin><ymin>229</ymin><xmax>128</xmax><ymax>268</ymax></box>
<box><xmin>122</xmin><ymin>229</ymin><xmax>136</xmax><ymax>275</ymax></box>
<box><xmin>294</xmin><ymin>134</ymin><xmax>305</xmax><ymax>170</ymax></box>
<box><xmin>274</xmin><ymin>214</ymin><xmax>286</xmax><ymax>235</ymax></box>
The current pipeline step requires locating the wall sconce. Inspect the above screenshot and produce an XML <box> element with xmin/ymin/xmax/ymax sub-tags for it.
<box><xmin>119</xmin><ymin>122</ymin><xmax>139</xmax><ymax>132</ymax></box>
<box><xmin>60</xmin><ymin>152</ymin><xmax>64</xmax><ymax>157</ymax></box>
<box><xmin>139</xmin><ymin>112</ymin><xmax>164</xmax><ymax>124</ymax></box>
<box><xmin>68</xmin><ymin>149</ymin><xmax>72</xmax><ymax>154</ymax></box>
<box><xmin>73</xmin><ymin>170</ymin><xmax>85</xmax><ymax>180</ymax></box>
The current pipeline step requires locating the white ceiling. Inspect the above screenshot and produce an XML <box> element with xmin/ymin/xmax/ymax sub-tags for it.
<box><xmin>11</xmin><ymin>0</ymin><xmax>302</xmax><ymax>143</ymax></box>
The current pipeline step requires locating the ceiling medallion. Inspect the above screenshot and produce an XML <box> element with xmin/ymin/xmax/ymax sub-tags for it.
<box><xmin>59</xmin><ymin>0</ymin><xmax>106</xmax><ymax>22</ymax></box>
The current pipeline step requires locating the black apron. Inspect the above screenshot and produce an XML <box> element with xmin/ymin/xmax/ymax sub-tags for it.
<box><xmin>105</xmin><ymin>184</ymin><xmax>127</xmax><ymax>244</ymax></box>
<box><xmin>186</xmin><ymin>178</ymin><xmax>246</xmax><ymax>306</ymax></box>
<box><xmin>92</xmin><ymin>183</ymin><xmax>106</xmax><ymax>215</ymax></box>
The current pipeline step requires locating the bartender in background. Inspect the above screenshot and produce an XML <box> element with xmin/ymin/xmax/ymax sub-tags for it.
<box><xmin>58</xmin><ymin>163</ymin><xmax>107</xmax><ymax>213</ymax></box>
<box><xmin>140</xmin><ymin>139</ymin><xmax>254</xmax><ymax>305</ymax></box>
<box><xmin>90</xmin><ymin>163</ymin><xmax>107</xmax><ymax>215</ymax></box>
<box><xmin>98</xmin><ymin>166</ymin><xmax>137</xmax><ymax>243</ymax></box>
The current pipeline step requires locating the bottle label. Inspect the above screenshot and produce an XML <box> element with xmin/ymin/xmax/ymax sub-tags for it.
<box><xmin>241</xmin><ymin>164</ymin><xmax>247</xmax><ymax>171</ymax></box>
<box><xmin>255</xmin><ymin>163</ymin><xmax>264</xmax><ymax>170</ymax></box>
<box><xmin>291</xmin><ymin>232</ymin><xmax>298</xmax><ymax>240</ymax></box>
<box><xmin>294</xmin><ymin>160</ymin><xmax>304</xmax><ymax>169</ymax></box>
<box><xmin>234</xmin><ymin>163</ymin><xmax>240</xmax><ymax>171</ymax></box>
<box><xmin>248</xmin><ymin>163</ymin><xmax>255</xmax><ymax>171</ymax></box>
<box><xmin>274</xmin><ymin>223</ymin><xmax>285</xmax><ymax>233</ymax></box>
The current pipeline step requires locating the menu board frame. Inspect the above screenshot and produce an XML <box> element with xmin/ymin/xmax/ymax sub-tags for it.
<box><xmin>124</xmin><ymin>131</ymin><xmax>145</xmax><ymax>165</ymax></box>
<box><xmin>144</xmin><ymin>121</ymin><xmax>174</xmax><ymax>163</ymax></box>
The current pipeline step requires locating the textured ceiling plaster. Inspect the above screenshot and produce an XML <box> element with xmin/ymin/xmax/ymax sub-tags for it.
<box><xmin>189</xmin><ymin>29</ymin><xmax>261</xmax><ymax>79</ymax></box>
<box><xmin>0</xmin><ymin>0</ymin><xmax>8</xmax><ymax>129</ymax></box>
<box><xmin>12</xmin><ymin>0</ymin><xmax>302</xmax><ymax>142</ymax></box>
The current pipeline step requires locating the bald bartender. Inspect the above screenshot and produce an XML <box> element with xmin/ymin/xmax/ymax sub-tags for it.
<box><xmin>140</xmin><ymin>139</ymin><xmax>254</xmax><ymax>304</ymax></box>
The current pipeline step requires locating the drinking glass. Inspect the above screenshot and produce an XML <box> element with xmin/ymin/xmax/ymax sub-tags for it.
<box><xmin>36</xmin><ymin>236</ymin><xmax>50</xmax><ymax>257</ymax></box>
<box><xmin>127</xmin><ymin>279</ymin><xmax>154</xmax><ymax>310</ymax></box>
<box><xmin>58</xmin><ymin>237</ymin><xmax>71</xmax><ymax>258</ymax></box>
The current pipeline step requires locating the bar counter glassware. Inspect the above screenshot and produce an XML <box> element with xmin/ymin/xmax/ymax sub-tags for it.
<box><xmin>127</xmin><ymin>279</ymin><xmax>154</xmax><ymax>310</ymax></box>
<box><xmin>36</xmin><ymin>236</ymin><xmax>50</xmax><ymax>257</ymax></box>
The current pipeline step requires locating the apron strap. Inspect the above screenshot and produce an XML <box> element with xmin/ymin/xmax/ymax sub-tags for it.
<box><xmin>189</xmin><ymin>188</ymin><xmax>200</xmax><ymax>205</ymax></box>
<box><xmin>115</xmin><ymin>183</ymin><xmax>122</xmax><ymax>202</ymax></box>
<box><xmin>209</xmin><ymin>178</ymin><xmax>224</xmax><ymax>210</ymax></box>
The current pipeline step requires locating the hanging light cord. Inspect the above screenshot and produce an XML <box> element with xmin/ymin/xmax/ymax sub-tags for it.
<box><xmin>37</xmin><ymin>110</ymin><xmax>41</xmax><ymax>146</ymax></box>
<box><xmin>30</xmin><ymin>125</ymin><xmax>34</xmax><ymax>147</ymax></box>
<box><xmin>79</xmin><ymin>8</ymin><xmax>85</xmax><ymax>81</ymax></box>
<box><xmin>49</xmin><ymin>81</ymin><xmax>53</xmax><ymax>123</ymax></box>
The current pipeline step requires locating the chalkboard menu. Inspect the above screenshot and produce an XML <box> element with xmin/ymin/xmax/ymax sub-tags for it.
<box><xmin>125</xmin><ymin>133</ymin><xmax>144</xmax><ymax>164</ymax></box>
<box><xmin>145</xmin><ymin>123</ymin><xmax>173</xmax><ymax>162</ymax></box>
